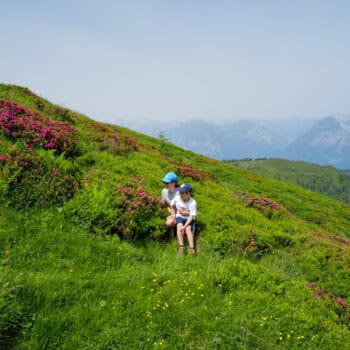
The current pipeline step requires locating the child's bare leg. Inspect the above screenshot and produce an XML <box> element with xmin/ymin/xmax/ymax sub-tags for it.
<box><xmin>177</xmin><ymin>223</ymin><xmax>185</xmax><ymax>246</ymax></box>
<box><xmin>185</xmin><ymin>226</ymin><xmax>195</xmax><ymax>248</ymax></box>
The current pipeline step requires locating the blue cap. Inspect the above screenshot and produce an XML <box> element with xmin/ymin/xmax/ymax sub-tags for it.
<box><xmin>178</xmin><ymin>183</ymin><xmax>192</xmax><ymax>193</ymax></box>
<box><xmin>162</xmin><ymin>172</ymin><xmax>178</xmax><ymax>183</ymax></box>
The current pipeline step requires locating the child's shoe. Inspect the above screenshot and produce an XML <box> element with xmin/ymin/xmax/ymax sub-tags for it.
<box><xmin>177</xmin><ymin>246</ymin><xmax>186</xmax><ymax>257</ymax></box>
<box><xmin>188</xmin><ymin>247</ymin><xmax>196</xmax><ymax>256</ymax></box>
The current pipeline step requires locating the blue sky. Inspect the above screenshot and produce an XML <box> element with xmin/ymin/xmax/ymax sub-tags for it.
<box><xmin>1</xmin><ymin>0</ymin><xmax>350</xmax><ymax>124</ymax></box>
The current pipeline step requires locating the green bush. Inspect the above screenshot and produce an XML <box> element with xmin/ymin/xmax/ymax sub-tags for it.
<box><xmin>63</xmin><ymin>176</ymin><xmax>166</xmax><ymax>239</ymax></box>
<box><xmin>0</xmin><ymin>143</ymin><xmax>79</xmax><ymax>208</ymax></box>
<box><xmin>63</xmin><ymin>182</ymin><xmax>122</xmax><ymax>235</ymax></box>
<box><xmin>204</xmin><ymin>222</ymin><xmax>298</xmax><ymax>259</ymax></box>
<box><xmin>12</xmin><ymin>151</ymin><xmax>79</xmax><ymax>208</ymax></box>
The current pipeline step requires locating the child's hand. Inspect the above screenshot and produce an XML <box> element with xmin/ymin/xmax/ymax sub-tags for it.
<box><xmin>178</xmin><ymin>208</ymin><xmax>190</xmax><ymax>216</ymax></box>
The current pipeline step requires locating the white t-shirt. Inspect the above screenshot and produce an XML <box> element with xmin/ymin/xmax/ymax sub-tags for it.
<box><xmin>171</xmin><ymin>196</ymin><xmax>197</xmax><ymax>219</ymax></box>
<box><xmin>161</xmin><ymin>188</ymin><xmax>179</xmax><ymax>206</ymax></box>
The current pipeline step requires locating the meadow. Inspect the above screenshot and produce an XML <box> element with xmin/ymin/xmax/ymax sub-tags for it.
<box><xmin>1</xmin><ymin>84</ymin><xmax>350</xmax><ymax>349</ymax></box>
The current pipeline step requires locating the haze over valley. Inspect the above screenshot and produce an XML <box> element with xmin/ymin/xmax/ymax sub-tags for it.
<box><xmin>119</xmin><ymin>114</ymin><xmax>350</xmax><ymax>169</ymax></box>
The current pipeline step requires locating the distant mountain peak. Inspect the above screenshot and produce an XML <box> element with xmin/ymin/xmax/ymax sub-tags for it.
<box><xmin>286</xmin><ymin>114</ymin><xmax>350</xmax><ymax>168</ymax></box>
<box><xmin>332</xmin><ymin>113</ymin><xmax>350</xmax><ymax>123</ymax></box>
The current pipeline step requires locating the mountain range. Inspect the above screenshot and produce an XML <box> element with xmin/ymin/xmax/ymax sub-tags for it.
<box><xmin>119</xmin><ymin>115</ymin><xmax>350</xmax><ymax>169</ymax></box>
<box><xmin>284</xmin><ymin>114</ymin><xmax>350</xmax><ymax>169</ymax></box>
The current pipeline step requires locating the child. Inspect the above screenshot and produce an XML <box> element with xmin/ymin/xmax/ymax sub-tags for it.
<box><xmin>170</xmin><ymin>183</ymin><xmax>197</xmax><ymax>256</ymax></box>
<box><xmin>160</xmin><ymin>172</ymin><xmax>179</xmax><ymax>228</ymax></box>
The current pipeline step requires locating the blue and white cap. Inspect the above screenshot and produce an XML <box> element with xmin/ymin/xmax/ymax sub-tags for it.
<box><xmin>178</xmin><ymin>183</ymin><xmax>192</xmax><ymax>193</ymax></box>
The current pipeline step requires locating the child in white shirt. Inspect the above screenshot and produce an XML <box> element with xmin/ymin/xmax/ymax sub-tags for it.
<box><xmin>170</xmin><ymin>183</ymin><xmax>197</xmax><ymax>256</ymax></box>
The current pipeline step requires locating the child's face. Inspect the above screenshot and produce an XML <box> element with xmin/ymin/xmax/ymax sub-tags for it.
<box><xmin>180</xmin><ymin>192</ymin><xmax>190</xmax><ymax>201</ymax></box>
<box><xmin>164</xmin><ymin>181</ymin><xmax>176</xmax><ymax>189</ymax></box>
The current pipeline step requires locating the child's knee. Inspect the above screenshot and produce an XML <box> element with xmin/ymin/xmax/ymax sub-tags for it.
<box><xmin>185</xmin><ymin>226</ymin><xmax>193</xmax><ymax>234</ymax></box>
<box><xmin>165</xmin><ymin>220</ymin><xmax>174</xmax><ymax>228</ymax></box>
<box><xmin>177</xmin><ymin>227</ymin><xmax>184</xmax><ymax>236</ymax></box>
<box><xmin>165</xmin><ymin>216</ymin><xmax>175</xmax><ymax>227</ymax></box>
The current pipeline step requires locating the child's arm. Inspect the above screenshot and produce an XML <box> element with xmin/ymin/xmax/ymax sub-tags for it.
<box><xmin>169</xmin><ymin>205</ymin><xmax>176</xmax><ymax>218</ymax></box>
<box><xmin>181</xmin><ymin>215</ymin><xmax>193</xmax><ymax>232</ymax></box>
<box><xmin>178</xmin><ymin>208</ymin><xmax>190</xmax><ymax>216</ymax></box>
<box><xmin>160</xmin><ymin>197</ymin><xmax>169</xmax><ymax>208</ymax></box>
<box><xmin>181</xmin><ymin>199</ymin><xmax>196</xmax><ymax>232</ymax></box>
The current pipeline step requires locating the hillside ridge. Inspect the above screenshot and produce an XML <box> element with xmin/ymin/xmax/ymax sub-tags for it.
<box><xmin>227</xmin><ymin>157</ymin><xmax>350</xmax><ymax>204</ymax></box>
<box><xmin>1</xmin><ymin>84</ymin><xmax>350</xmax><ymax>349</ymax></box>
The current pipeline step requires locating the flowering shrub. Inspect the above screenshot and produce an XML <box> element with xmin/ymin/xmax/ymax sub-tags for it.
<box><xmin>243</xmin><ymin>195</ymin><xmax>288</xmax><ymax>219</ymax></box>
<box><xmin>10</xmin><ymin>162</ymin><xmax>78</xmax><ymax>208</ymax></box>
<box><xmin>229</xmin><ymin>228</ymin><xmax>280</xmax><ymax>258</ymax></box>
<box><xmin>51</xmin><ymin>106</ymin><xmax>73</xmax><ymax>123</ymax></box>
<box><xmin>0</xmin><ymin>142</ymin><xmax>38</xmax><ymax>200</ymax></box>
<box><xmin>0</xmin><ymin>100</ymin><xmax>77</xmax><ymax>154</ymax></box>
<box><xmin>116</xmin><ymin>177</ymin><xmax>164</xmax><ymax>239</ymax></box>
<box><xmin>175</xmin><ymin>164</ymin><xmax>208</xmax><ymax>181</ymax></box>
<box><xmin>307</xmin><ymin>231</ymin><xmax>350</xmax><ymax>262</ymax></box>
<box><xmin>89</xmin><ymin>122</ymin><xmax>139</xmax><ymax>155</ymax></box>
<box><xmin>237</xmin><ymin>229</ymin><xmax>259</xmax><ymax>257</ymax></box>
<box><xmin>206</xmin><ymin>220</ymin><xmax>297</xmax><ymax>259</ymax></box>
<box><xmin>315</xmin><ymin>230</ymin><xmax>350</xmax><ymax>246</ymax></box>
<box><xmin>306</xmin><ymin>281</ymin><xmax>350</xmax><ymax>326</ymax></box>
<box><xmin>0</xmin><ymin>141</ymin><xmax>79</xmax><ymax>207</ymax></box>
<box><xmin>63</xmin><ymin>176</ymin><xmax>165</xmax><ymax>238</ymax></box>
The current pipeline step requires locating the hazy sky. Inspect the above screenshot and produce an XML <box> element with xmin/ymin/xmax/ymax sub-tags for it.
<box><xmin>1</xmin><ymin>0</ymin><xmax>350</xmax><ymax>124</ymax></box>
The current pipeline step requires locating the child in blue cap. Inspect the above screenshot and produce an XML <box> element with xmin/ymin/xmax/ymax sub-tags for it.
<box><xmin>160</xmin><ymin>172</ymin><xmax>179</xmax><ymax>228</ymax></box>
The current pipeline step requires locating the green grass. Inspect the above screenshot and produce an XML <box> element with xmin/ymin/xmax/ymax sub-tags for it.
<box><xmin>2</xmin><ymin>207</ymin><xmax>350</xmax><ymax>349</ymax></box>
<box><xmin>1</xmin><ymin>84</ymin><xmax>350</xmax><ymax>349</ymax></box>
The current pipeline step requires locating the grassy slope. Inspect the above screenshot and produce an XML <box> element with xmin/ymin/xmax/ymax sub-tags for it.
<box><xmin>1</xmin><ymin>85</ymin><xmax>350</xmax><ymax>349</ymax></box>
<box><xmin>227</xmin><ymin>158</ymin><xmax>350</xmax><ymax>204</ymax></box>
